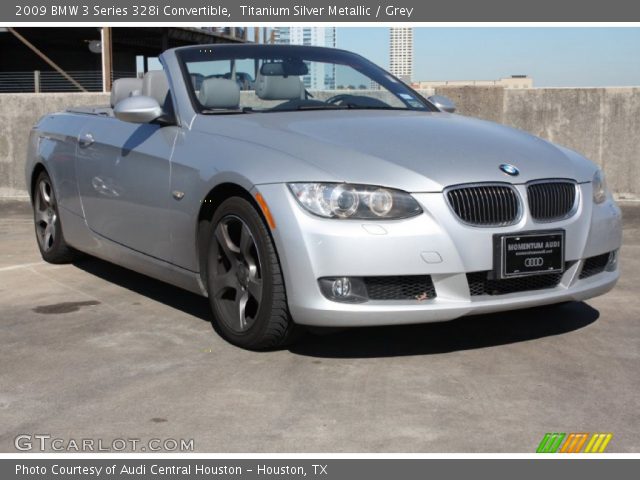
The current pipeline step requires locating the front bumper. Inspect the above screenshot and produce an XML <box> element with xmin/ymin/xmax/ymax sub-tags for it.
<box><xmin>255</xmin><ymin>183</ymin><xmax>622</xmax><ymax>327</ymax></box>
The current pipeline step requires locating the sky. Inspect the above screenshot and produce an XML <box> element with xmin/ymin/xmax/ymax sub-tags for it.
<box><xmin>336</xmin><ymin>27</ymin><xmax>640</xmax><ymax>87</ymax></box>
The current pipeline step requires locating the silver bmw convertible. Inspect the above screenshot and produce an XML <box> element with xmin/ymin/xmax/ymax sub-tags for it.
<box><xmin>26</xmin><ymin>44</ymin><xmax>622</xmax><ymax>349</ymax></box>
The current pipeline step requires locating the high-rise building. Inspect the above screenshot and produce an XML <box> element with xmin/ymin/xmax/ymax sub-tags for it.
<box><xmin>389</xmin><ymin>28</ymin><xmax>413</xmax><ymax>83</ymax></box>
<box><xmin>272</xmin><ymin>27</ymin><xmax>337</xmax><ymax>90</ymax></box>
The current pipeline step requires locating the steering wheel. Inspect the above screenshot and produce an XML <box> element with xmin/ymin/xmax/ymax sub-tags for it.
<box><xmin>325</xmin><ymin>93</ymin><xmax>392</xmax><ymax>109</ymax></box>
<box><xmin>325</xmin><ymin>94</ymin><xmax>353</xmax><ymax>105</ymax></box>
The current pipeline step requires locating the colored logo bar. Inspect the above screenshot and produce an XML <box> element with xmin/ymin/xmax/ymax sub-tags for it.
<box><xmin>537</xmin><ymin>433</ymin><xmax>613</xmax><ymax>453</ymax></box>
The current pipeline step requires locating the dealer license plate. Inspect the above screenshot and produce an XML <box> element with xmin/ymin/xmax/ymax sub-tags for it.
<box><xmin>495</xmin><ymin>231</ymin><xmax>565</xmax><ymax>278</ymax></box>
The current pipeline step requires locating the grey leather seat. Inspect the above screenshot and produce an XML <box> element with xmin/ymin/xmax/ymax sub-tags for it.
<box><xmin>142</xmin><ymin>70</ymin><xmax>171</xmax><ymax>110</ymax></box>
<box><xmin>198</xmin><ymin>78</ymin><xmax>241</xmax><ymax>109</ymax></box>
<box><xmin>110</xmin><ymin>78</ymin><xmax>142</xmax><ymax>108</ymax></box>
<box><xmin>255</xmin><ymin>72</ymin><xmax>304</xmax><ymax>100</ymax></box>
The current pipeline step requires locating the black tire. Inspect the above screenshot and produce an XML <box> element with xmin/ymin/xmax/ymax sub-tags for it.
<box><xmin>32</xmin><ymin>170</ymin><xmax>80</xmax><ymax>264</ymax></box>
<box><xmin>205</xmin><ymin>196</ymin><xmax>301</xmax><ymax>350</ymax></box>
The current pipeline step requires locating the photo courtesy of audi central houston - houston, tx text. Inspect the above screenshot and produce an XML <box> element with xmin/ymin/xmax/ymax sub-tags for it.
<box><xmin>0</xmin><ymin>12</ymin><xmax>639</xmax><ymax>470</ymax></box>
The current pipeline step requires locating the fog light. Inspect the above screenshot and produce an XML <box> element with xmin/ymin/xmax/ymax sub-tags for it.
<box><xmin>605</xmin><ymin>250</ymin><xmax>618</xmax><ymax>272</ymax></box>
<box><xmin>319</xmin><ymin>277</ymin><xmax>368</xmax><ymax>303</ymax></box>
<box><xmin>332</xmin><ymin>277</ymin><xmax>351</xmax><ymax>297</ymax></box>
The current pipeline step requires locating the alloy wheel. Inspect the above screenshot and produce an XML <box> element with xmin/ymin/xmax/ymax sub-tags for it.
<box><xmin>34</xmin><ymin>178</ymin><xmax>58</xmax><ymax>252</ymax></box>
<box><xmin>210</xmin><ymin>215</ymin><xmax>264</xmax><ymax>333</ymax></box>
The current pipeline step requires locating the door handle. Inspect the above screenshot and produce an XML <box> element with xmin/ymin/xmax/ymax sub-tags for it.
<box><xmin>78</xmin><ymin>133</ymin><xmax>94</xmax><ymax>148</ymax></box>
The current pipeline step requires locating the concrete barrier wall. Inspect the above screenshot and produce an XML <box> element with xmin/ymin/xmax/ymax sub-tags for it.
<box><xmin>0</xmin><ymin>92</ymin><xmax>108</xmax><ymax>197</ymax></box>
<box><xmin>503</xmin><ymin>88</ymin><xmax>640</xmax><ymax>200</ymax></box>
<box><xmin>433</xmin><ymin>86</ymin><xmax>640</xmax><ymax>200</ymax></box>
<box><xmin>1</xmin><ymin>88</ymin><xmax>638</xmax><ymax>199</ymax></box>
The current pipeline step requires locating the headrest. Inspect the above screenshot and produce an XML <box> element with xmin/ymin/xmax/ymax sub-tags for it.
<box><xmin>198</xmin><ymin>78</ymin><xmax>240</xmax><ymax>109</ymax></box>
<box><xmin>142</xmin><ymin>70</ymin><xmax>170</xmax><ymax>108</ymax></box>
<box><xmin>260</xmin><ymin>61</ymin><xmax>308</xmax><ymax>77</ymax></box>
<box><xmin>110</xmin><ymin>78</ymin><xmax>142</xmax><ymax>108</ymax></box>
<box><xmin>255</xmin><ymin>72</ymin><xmax>304</xmax><ymax>101</ymax></box>
<box><xmin>190</xmin><ymin>73</ymin><xmax>203</xmax><ymax>90</ymax></box>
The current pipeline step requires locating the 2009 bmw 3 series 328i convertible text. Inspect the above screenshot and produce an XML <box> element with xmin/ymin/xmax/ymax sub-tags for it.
<box><xmin>26</xmin><ymin>45</ymin><xmax>622</xmax><ymax>349</ymax></box>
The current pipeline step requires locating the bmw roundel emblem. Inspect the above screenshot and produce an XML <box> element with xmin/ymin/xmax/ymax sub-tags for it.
<box><xmin>499</xmin><ymin>163</ymin><xmax>520</xmax><ymax>176</ymax></box>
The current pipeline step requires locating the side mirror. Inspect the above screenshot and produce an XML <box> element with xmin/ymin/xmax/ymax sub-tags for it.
<box><xmin>428</xmin><ymin>95</ymin><xmax>456</xmax><ymax>113</ymax></box>
<box><xmin>114</xmin><ymin>95</ymin><xmax>163</xmax><ymax>123</ymax></box>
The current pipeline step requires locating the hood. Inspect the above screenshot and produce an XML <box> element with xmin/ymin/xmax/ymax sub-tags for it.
<box><xmin>193</xmin><ymin>110</ymin><xmax>596</xmax><ymax>192</ymax></box>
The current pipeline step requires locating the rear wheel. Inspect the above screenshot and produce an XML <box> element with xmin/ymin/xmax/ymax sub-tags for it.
<box><xmin>32</xmin><ymin>171</ymin><xmax>79</xmax><ymax>264</ymax></box>
<box><xmin>206</xmin><ymin>196</ymin><xmax>301</xmax><ymax>350</ymax></box>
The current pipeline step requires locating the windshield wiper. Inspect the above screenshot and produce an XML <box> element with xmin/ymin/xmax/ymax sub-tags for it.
<box><xmin>200</xmin><ymin>106</ymin><xmax>340</xmax><ymax>114</ymax></box>
<box><xmin>294</xmin><ymin>105</ymin><xmax>348</xmax><ymax>110</ymax></box>
<box><xmin>341</xmin><ymin>105</ymin><xmax>413</xmax><ymax>111</ymax></box>
<box><xmin>259</xmin><ymin>105</ymin><xmax>348</xmax><ymax>113</ymax></box>
<box><xmin>201</xmin><ymin>109</ymin><xmax>253</xmax><ymax>115</ymax></box>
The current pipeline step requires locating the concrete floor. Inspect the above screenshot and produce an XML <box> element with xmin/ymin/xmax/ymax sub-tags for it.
<box><xmin>0</xmin><ymin>200</ymin><xmax>638</xmax><ymax>453</ymax></box>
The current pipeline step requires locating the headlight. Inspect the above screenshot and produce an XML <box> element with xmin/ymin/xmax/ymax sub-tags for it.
<box><xmin>592</xmin><ymin>169</ymin><xmax>608</xmax><ymax>204</ymax></box>
<box><xmin>288</xmin><ymin>183</ymin><xmax>422</xmax><ymax>219</ymax></box>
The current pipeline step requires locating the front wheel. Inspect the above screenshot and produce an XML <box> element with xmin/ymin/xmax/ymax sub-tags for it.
<box><xmin>206</xmin><ymin>196</ymin><xmax>301</xmax><ymax>350</ymax></box>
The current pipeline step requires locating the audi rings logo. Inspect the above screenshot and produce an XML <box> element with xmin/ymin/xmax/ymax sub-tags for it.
<box><xmin>525</xmin><ymin>257</ymin><xmax>545</xmax><ymax>267</ymax></box>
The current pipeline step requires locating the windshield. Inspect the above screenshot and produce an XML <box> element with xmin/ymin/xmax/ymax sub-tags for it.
<box><xmin>176</xmin><ymin>45</ymin><xmax>436</xmax><ymax>114</ymax></box>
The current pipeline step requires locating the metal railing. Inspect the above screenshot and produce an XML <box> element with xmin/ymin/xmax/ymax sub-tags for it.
<box><xmin>0</xmin><ymin>70</ymin><xmax>137</xmax><ymax>93</ymax></box>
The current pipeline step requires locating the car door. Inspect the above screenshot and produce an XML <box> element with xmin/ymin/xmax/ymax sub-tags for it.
<box><xmin>75</xmin><ymin>115</ymin><xmax>179</xmax><ymax>262</ymax></box>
